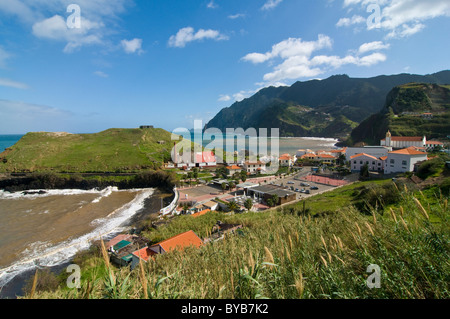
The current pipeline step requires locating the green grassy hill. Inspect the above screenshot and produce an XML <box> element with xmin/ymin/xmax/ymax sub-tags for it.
<box><xmin>349</xmin><ymin>83</ymin><xmax>450</xmax><ymax>145</ymax></box>
<box><xmin>0</xmin><ymin>128</ymin><xmax>176</xmax><ymax>173</ymax></box>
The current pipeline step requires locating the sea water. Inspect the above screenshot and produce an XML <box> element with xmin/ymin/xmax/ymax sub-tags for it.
<box><xmin>0</xmin><ymin>135</ymin><xmax>23</xmax><ymax>153</ymax></box>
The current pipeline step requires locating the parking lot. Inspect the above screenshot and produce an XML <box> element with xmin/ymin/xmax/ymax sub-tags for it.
<box><xmin>266</xmin><ymin>170</ymin><xmax>339</xmax><ymax>200</ymax></box>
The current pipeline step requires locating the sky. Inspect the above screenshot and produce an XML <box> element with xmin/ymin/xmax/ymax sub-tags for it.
<box><xmin>0</xmin><ymin>0</ymin><xmax>449</xmax><ymax>134</ymax></box>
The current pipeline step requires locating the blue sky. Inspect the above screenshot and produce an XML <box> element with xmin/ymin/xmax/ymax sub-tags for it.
<box><xmin>0</xmin><ymin>0</ymin><xmax>449</xmax><ymax>134</ymax></box>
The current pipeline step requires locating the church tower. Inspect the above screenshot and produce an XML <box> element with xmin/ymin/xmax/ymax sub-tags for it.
<box><xmin>385</xmin><ymin>130</ymin><xmax>392</xmax><ymax>147</ymax></box>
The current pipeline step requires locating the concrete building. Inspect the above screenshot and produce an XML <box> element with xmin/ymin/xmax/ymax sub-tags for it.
<box><xmin>384</xmin><ymin>147</ymin><xmax>428</xmax><ymax>174</ymax></box>
<box><xmin>247</xmin><ymin>185</ymin><xmax>296</xmax><ymax>206</ymax></box>
<box><xmin>243</xmin><ymin>161</ymin><xmax>266</xmax><ymax>174</ymax></box>
<box><xmin>350</xmin><ymin>153</ymin><xmax>386</xmax><ymax>173</ymax></box>
<box><xmin>345</xmin><ymin>146</ymin><xmax>391</xmax><ymax>162</ymax></box>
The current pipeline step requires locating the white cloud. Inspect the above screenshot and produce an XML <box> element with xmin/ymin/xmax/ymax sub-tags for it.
<box><xmin>358</xmin><ymin>41</ymin><xmax>390</xmax><ymax>54</ymax></box>
<box><xmin>168</xmin><ymin>27</ymin><xmax>229</xmax><ymax>48</ymax></box>
<box><xmin>0</xmin><ymin>78</ymin><xmax>29</xmax><ymax>89</ymax></box>
<box><xmin>228</xmin><ymin>13</ymin><xmax>246</xmax><ymax>19</ymax></box>
<box><xmin>93</xmin><ymin>71</ymin><xmax>109</xmax><ymax>78</ymax></box>
<box><xmin>218</xmin><ymin>95</ymin><xmax>231</xmax><ymax>102</ymax></box>
<box><xmin>336</xmin><ymin>15</ymin><xmax>365</xmax><ymax>27</ymax></box>
<box><xmin>121</xmin><ymin>38</ymin><xmax>144</xmax><ymax>54</ymax></box>
<box><xmin>339</xmin><ymin>0</ymin><xmax>450</xmax><ymax>38</ymax></box>
<box><xmin>32</xmin><ymin>15</ymin><xmax>103</xmax><ymax>53</ymax></box>
<box><xmin>242</xmin><ymin>35</ymin><xmax>333</xmax><ymax>64</ymax></box>
<box><xmin>242</xmin><ymin>35</ymin><xmax>388</xmax><ymax>83</ymax></box>
<box><xmin>1</xmin><ymin>0</ymin><xmax>131</xmax><ymax>53</ymax></box>
<box><xmin>207</xmin><ymin>1</ymin><xmax>218</xmax><ymax>9</ymax></box>
<box><xmin>0</xmin><ymin>99</ymin><xmax>73</xmax><ymax>133</ymax></box>
<box><xmin>262</xmin><ymin>0</ymin><xmax>283</xmax><ymax>11</ymax></box>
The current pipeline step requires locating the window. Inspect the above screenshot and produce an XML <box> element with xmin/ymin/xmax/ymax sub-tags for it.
<box><xmin>402</xmin><ymin>160</ymin><xmax>407</xmax><ymax>166</ymax></box>
<box><xmin>390</xmin><ymin>159</ymin><xmax>395</xmax><ymax>164</ymax></box>
<box><xmin>372</xmin><ymin>161</ymin><xmax>375</xmax><ymax>165</ymax></box>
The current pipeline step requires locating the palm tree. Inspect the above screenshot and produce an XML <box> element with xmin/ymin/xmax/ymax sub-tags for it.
<box><xmin>227</xmin><ymin>200</ymin><xmax>239</xmax><ymax>212</ymax></box>
<box><xmin>244</xmin><ymin>198</ymin><xmax>253</xmax><ymax>211</ymax></box>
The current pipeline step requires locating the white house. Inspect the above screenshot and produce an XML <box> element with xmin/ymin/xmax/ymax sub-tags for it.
<box><xmin>381</xmin><ymin>131</ymin><xmax>426</xmax><ymax>149</ymax></box>
<box><xmin>346</xmin><ymin>146</ymin><xmax>391</xmax><ymax>162</ymax></box>
<box><xmin>243</xmin><ymin>161</ymin><xmax>266</xmax><ymax>174</ymax></box>
<box><xmin>350</xmin><ymin>153</ymin><xmax>386</xmax><ymax>172</ymax></box>
<box><xmin>426</xmin><ymin>140</ymin><xmax>444</xmax><ymax>150</ymax></box>
<box><xmin>279</xmin><ymin>154</ymin><xmax>295</xmax><ymax>167</ymax></box>
<box><xmin>384</xmin><ymin>147</ymin><xmax>428</xmax><ymax>174</ymax></box>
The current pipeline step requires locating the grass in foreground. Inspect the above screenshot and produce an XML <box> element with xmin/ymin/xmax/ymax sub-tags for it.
<box><xmin>25</xmin><ymin>180</ymin><xmax>449</xmax><ymax>299</ymax></box>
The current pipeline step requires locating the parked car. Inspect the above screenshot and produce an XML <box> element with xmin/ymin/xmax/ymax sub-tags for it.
<box><xmin>310</xmin><ymin>186</ymin><xmax>319</xmax><ymax>190</ymax></box>
<box><xmin>300</xmin><ymin>188</ymin><xmax>306</xmax><ymax>193</ymax></box>
<box><xmin>295</xmin><ymin>188</ymin><xmax>301</xmax><ymax>192</ymax></box>
<box><xmin>287</xmin><ymin>181</ymin><xmax>295</xmax><ymax>184</ymax></box>
<box><xmin>301</xmin><ymin>182</ymin><xmax>311</xmax><ymax>187</ymax></box>
<box><xmin>305</xmin><ymin>190</ymin><xmax>310</xmax><ymax>194</ymax></box>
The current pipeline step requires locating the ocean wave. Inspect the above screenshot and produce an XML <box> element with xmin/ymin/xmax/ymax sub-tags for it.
<box><xmin>0</xmin><ymin>188</ymin><xmax>155</xmax><ymax>288</ymax></box>
<box><xmin>0</xmin><ymin>186</ymin><xmax>120</xmax><ymax>200</ymax></box>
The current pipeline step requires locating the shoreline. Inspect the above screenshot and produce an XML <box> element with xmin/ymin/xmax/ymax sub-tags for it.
<box><xmin>0</xmin><ymin>186</ymin><xmax>174</xmax><ymax>299</ymax></box>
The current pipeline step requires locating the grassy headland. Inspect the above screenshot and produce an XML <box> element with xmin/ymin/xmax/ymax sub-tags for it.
<box><xmin>0</xmin><ymin>128</ymin><xmax>175</xmax><ymax>173</ymax></box>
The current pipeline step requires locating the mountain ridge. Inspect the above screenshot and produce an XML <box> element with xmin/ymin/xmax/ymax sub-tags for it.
<box><xmin>205</xmin><ymin>70</ymin><xmax>450</xmax><ymax>138</ymax></box>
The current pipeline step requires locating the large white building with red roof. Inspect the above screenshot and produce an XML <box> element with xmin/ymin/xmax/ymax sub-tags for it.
<box><xmin>381</xmin><ymin>131</ymin><xmax>426</xmax><ymax>149</ymax></box>
<box><xmin>384</xmin><ymin>147</ymin><xmax>428</xmax><ymax>174</ymax></box>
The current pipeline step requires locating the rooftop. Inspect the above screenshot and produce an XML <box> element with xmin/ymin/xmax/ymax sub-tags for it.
<box><xmin>151</xmin><ymin>230</ymin><xmax>203</xmax><ymax>253</ymax></box>
<box><xmin>191</xmin><ymin>209</ymin><xmax>211</xmax><ymax>218</ymax></box>
<box><xmin>389</xmin><ymin>147</ymin><xmax>428</xmax><ymax>156</ymax></box>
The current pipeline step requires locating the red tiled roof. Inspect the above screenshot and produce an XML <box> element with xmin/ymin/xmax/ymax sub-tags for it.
<box><xmin>226</xmin><ymin>165</ymin><xmax>241</xmax><ymax>170</ymax></box>
<box><xmin>301</xmin><ymin>153</ymin><xmax>317</xmax><ymax>158</ymax></box>
<box><xmin>381</xmin><ymin>136</ymin><xmax>423</xmax><ymax>142</ymax></box>
<box><xmin>380</xmin><ymin>156</ymin><xmax>388</xmax><ymax>161</ymax></box>
<box><xmin>427</xmin><ymin>141</ymin><xmax>443</xmax><ymax>145</ymax></box>
<box><xmin>350</xmin><ymin>153</ymin><xmax>378</xmax><ymax>160</ymax></box>
<box><xmin>132</xmin><ymin>247</ymin><xmax>157</xmax><ymax>262</ymax></box>
<box><xmin>191</xmin><ymin>209</ymin><xmax>211</xmax><ymax>218</ymax></box>
<box><xmin>151</xmin><ymin>230</ymin><xmax>203</xmax><ymax>253</ymax></box>
<box><xmin>389</xmin><ymin>148</ymin><xmax>428</xmax><ymax>156</ymax></box>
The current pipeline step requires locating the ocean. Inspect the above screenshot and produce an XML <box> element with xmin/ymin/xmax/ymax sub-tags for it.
<box><xmin>0</xmin><ymin>135</ymin><xmax>24</xmax><ymax>153</ymax></box>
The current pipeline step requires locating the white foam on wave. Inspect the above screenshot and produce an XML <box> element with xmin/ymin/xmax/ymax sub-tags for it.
<box><xmin>91</xmin><ymin>186</ymin><xmax>115</xmax><ymax>203</ymax></box>
<box><xmin>0</xmin><ymin>186</ymin><xmax>120</xmax><ymax>200</ymax></box>
<box><xmin>0</xmin><ymin>188</ymin><xmax>155</xmax><ymax>288</ymax></box>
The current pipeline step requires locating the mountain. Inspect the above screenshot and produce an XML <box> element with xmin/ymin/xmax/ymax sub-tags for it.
<box><xmin>205</xmin><ymin>71</ymin><xmax>450</xmax><ymax>138</ymax></box>
<box><xmin>0</xmin><ymin>128</ymin><xmax>175</xmax><ymax>173</ymax></box>
<box><xmin>348</xmin><ymin>83</ymin><xmax>450</xmax><ymax>145</ymax></box>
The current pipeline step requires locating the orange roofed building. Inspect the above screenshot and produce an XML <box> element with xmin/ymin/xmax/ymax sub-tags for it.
<box><xmin>191</xmin><ymin>209</ymin><xmax>211</xmax><ymax>218</ymax></box>
<box><xmin>149</xmin><ymin>230</ymin><xmax>204</xmax><ymax>254</ymax></box>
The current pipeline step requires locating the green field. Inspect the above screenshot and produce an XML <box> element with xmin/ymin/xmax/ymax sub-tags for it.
<box><xmin>0</xmin><ymin>128</ymin><xmax>175</xmax><ymax>173</ymax></box>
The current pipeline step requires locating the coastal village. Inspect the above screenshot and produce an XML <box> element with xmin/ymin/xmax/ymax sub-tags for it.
<box><xmin>104</xmin><ymin>131</ymin><xmax>448</xmax><ymax>271</ymax></box>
